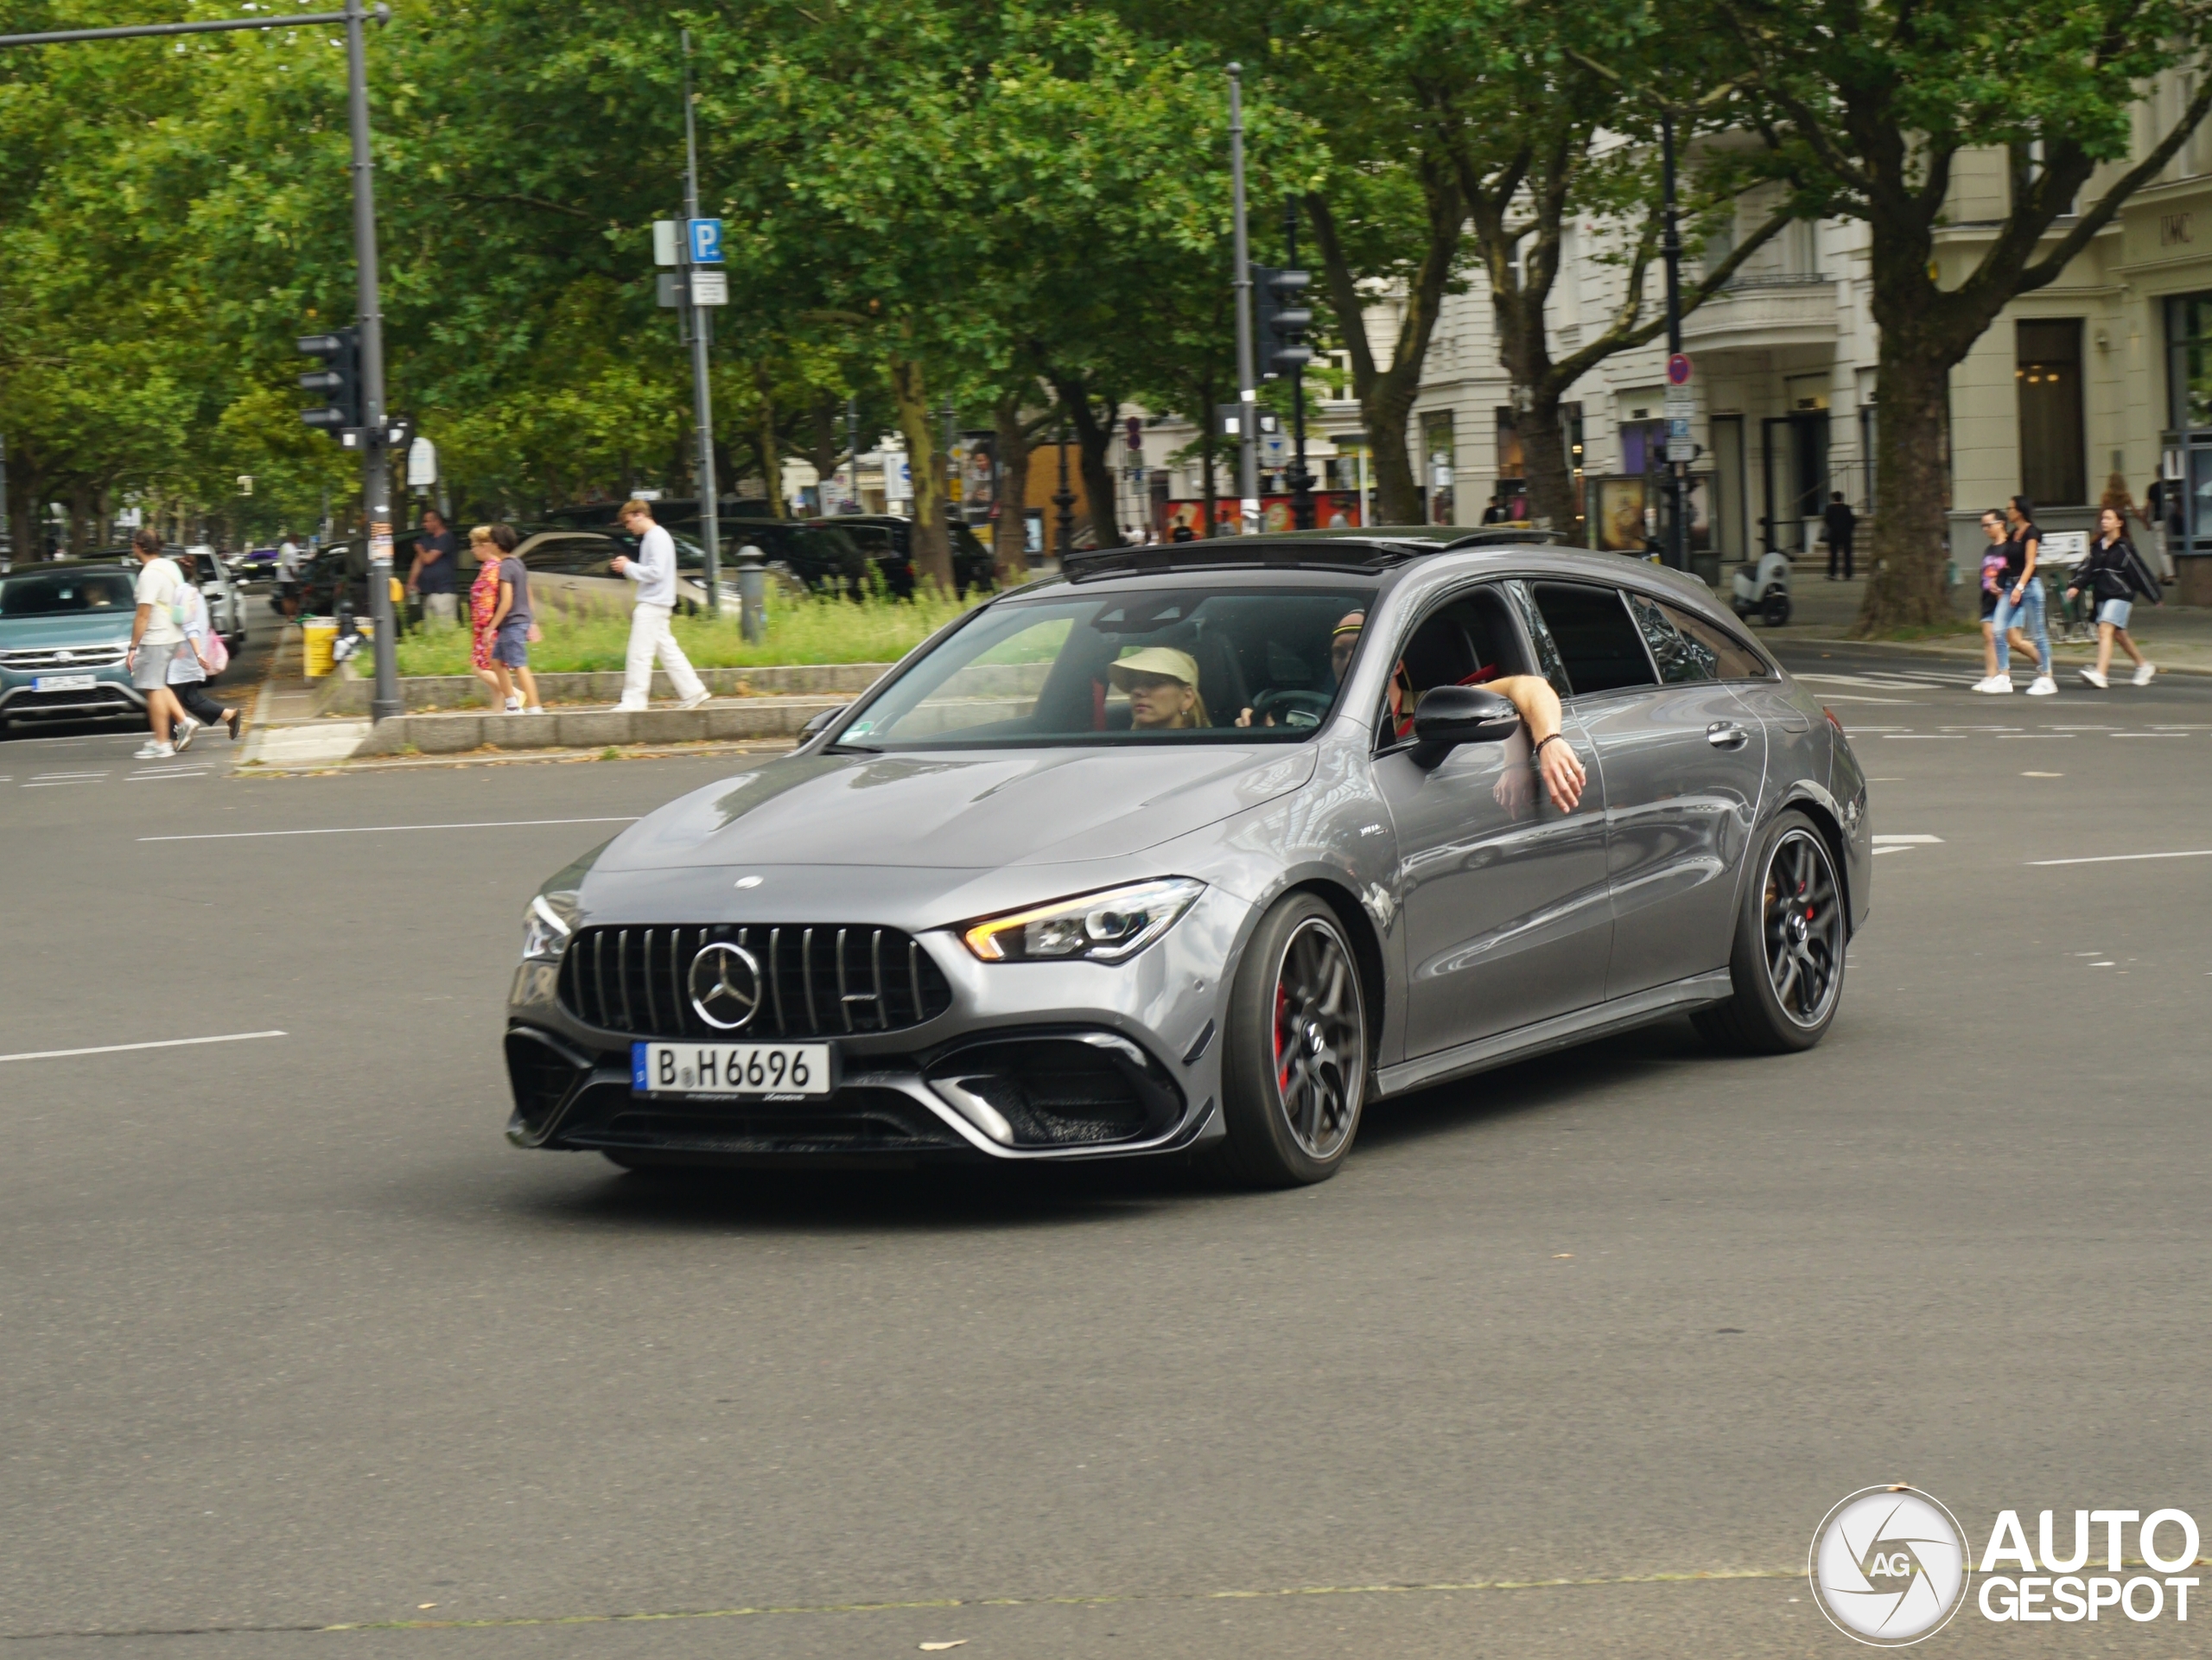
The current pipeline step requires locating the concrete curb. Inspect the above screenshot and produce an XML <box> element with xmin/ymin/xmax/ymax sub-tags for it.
<box><xmin>237</xmin><ymin>736</ymin><xmax>796</xmax><ymax>776</ymax></box>
<box><xmin>352</xmin><ymin>694</ymin><xmax>843</xmax><ymax>757</ymax></box>
<box><xmin>1788</xmin><ymin>633</ymin><xmax>2212</xmax><ymax>677</ymax></box>
<box><xmin>312</xmin><ymin>661</ymin><xmax>890</xmax><ymax>716</ymax></box>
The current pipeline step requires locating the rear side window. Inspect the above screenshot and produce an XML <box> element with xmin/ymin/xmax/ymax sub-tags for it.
<box><xmin>1662</xmin><ymin>601</ymin><xmax>1774</xmax><ymax>679</ymax></box>
<box><xmin>1627</xmin><ymin>593</ymin><xmax>1715</xmax><ymax>684</ymax></box>
<box><xmin>1529</xmin><ymin>583</ymin><xmax>1658</xmax><ymax>696</ymax></box>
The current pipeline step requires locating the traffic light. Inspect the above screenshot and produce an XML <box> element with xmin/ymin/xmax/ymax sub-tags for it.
<box><xmin>296</xmin><ymin>328</ymin><xmax>361</xmax><ymax>444</ymax></box>
<box><xmin>1252</xmin><ymin>264</ymin><xmax>1313</xmax><ymax>378</ymax></box>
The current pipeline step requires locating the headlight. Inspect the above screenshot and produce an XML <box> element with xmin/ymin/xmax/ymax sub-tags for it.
<box><xmin>961</xmin><ymin>878</ymin><xmax>1204</xmax><ymax>964</ymax></box>
<box><xmin>520</xmin><ymin>892</ymin><xmax>575</xmax><ymax>962</ymax></box>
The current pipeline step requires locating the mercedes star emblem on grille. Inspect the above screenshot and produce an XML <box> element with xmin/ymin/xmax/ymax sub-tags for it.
<box><xmin>687</xmin><ymin>941</ymin><xmax>763</xmax><ymax>1030</ymax></box>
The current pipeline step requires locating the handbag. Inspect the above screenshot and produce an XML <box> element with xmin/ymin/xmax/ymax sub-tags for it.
<box><xmin>200</xmin><ymin>630</ymin><xmax>230</xmax><ymax>675</ymax></box>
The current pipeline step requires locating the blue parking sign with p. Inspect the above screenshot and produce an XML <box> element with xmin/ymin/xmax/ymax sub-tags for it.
<box><xmin>688</xmin><ymin>218</ymin><xmax>724</xmax><ymax>264</ymax></box>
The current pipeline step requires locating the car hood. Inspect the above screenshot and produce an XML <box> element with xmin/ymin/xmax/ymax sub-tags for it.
<box><xmin>0</xmin><ymin>614</ymin><xmax>136</xmax><ymax>650</ymax></box>
<box><xmin>601</xmin><ymin>744</ymin><xmax>1319</xmax><ymax>871</ymax></box>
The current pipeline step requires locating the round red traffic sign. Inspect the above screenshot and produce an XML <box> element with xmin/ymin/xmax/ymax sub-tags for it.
<box><xmin>1667</xmin><ymin>353</ymin><xmax>1693</xmax><ymax>386</ymax></box>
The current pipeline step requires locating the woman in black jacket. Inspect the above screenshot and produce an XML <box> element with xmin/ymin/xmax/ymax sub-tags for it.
<box><xmin>2064</xmin><ymin>505</ymin><xmax>2160</xmax><ymax>688</ymax></box>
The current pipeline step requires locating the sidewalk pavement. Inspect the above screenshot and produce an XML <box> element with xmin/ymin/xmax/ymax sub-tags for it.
<box><xmin>1734</xmin><ymin>566</ymin><xmax>2212</xmax><ymax>676</ymax></box>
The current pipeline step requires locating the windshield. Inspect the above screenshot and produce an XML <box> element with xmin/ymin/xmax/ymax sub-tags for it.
<box><xmin>0</xmin><ymin>569</ymin><xmax>137</xmax><ymax>617</ymax></box>
<box><xmin>835</xmin><ymin>581</ymin><xmax>1380</xmax><ymax>750</ymax></box>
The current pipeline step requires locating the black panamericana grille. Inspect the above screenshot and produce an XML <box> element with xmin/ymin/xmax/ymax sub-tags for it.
<box><xmin>557</xmin><ymin>924</ymin><xmax>953</xmax><ymax>1040</ymax></box>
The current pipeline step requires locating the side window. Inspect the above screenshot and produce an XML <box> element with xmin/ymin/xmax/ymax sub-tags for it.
<box><xmin>1379</xmin><ymin>583</ymin><xmax>1532</xmax><ymax>747</ymax></box>
<box><xmin>1529</xmin><ymin>582</ymin><xmax>1660</xmax><ymax>696</ymax></box>
<box><xmin>1627</xmin><ymin>593</ymin><xmax>1716</xmax><ymax>684</ymax></box>
<box><xmin>1661</xmin><ymin>601</ymin><xmax>1775</xmax><ymax>680</ymax></box>
<box><xmin>1503</xmin><ymin>581</ymin><xmax>1570</xmax><ymax>698</ymax></box>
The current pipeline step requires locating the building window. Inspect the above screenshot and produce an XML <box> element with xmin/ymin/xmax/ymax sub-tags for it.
<box><xmin>2016</xmin><ymin>318</ymin><xmax>2085</xmax><ymax>506</ymax></box>
<box><xmin>1421</xmin><ymin>410</ymin><xmax>1456</xmax><ymax>524</ymax></box>
<box><xmin>2164</xmin><ymin>293</ymin><xmax>2212</xmax><ymax>429</ymax></box>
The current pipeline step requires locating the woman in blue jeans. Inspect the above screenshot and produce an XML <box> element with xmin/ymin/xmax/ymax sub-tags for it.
<box><xmin>1976</xmin><ymin>495</ymin><xmax>2055</xmax><ymax>696</ymax></box>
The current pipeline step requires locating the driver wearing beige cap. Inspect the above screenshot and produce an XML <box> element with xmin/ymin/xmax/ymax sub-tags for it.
<box><xmin>1109</xmin><ymin>646</ymin><xmax>1211</xmax><ymax>730</ymax></box>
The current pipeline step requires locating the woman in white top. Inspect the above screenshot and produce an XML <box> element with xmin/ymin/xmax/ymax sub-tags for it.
<box><xmin>166</xmin><ymin>556</ymin><xmax>243</xmax><ymax>747</ymax></box>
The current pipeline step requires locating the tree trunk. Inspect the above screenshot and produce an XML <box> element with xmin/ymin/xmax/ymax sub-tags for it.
<box><xmin>888</xmin><ymin>353</ymin><xmax>953</xmax><ymax>590</ymax></box>
<box><xmin>1049</xmin><ymin>373</ymin><xmax>1124</xmax><ymax>548</ymax></box>
<box><xmin>9</xmin><ymin>444</ymin><xmax>43</xmax><ymax>560</ymax></box>
<box><xmin>1856</xmin><ymin>345</ymin><xmax>1956</xmax><ymax>632</ymax></box>
<box><xmin>1518</xmin><ymin>391</ymin><xmax>1579</xmax><ymax>532</ymax></box>
<box><xmin>808</xmin><ymin>395</ymin><xmax>843</xmax><ymax>511</ymax></box>
<box><xmin>753</xmin><ymin>372</ymin><xmax>784</xmax><ymax>518</ymax></box>
<box><xmin>991</xmin><ymin>390</ymin><xmax>1034</xmax><ymax>585</ymax></box>
<box><xmin>1198</xmin><ymin>367</ymin><xmax>1219</xmax><ymax>536</ymax></box>
<box><xmin>1307</xmin><ymin>181</ymin><xmax>1460</xmax><ymax>528</ymax></box>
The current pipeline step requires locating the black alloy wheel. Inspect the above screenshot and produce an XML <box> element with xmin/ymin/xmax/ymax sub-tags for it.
<box><xmin>1212</xmin><ymin>893</ymin><xmax>1369</xmax><ymax>1186</ymax></box>
<box><xmin>1695</xmin><ymin>810</ymin><xmax>1847</xmax><ymax>1053</ymax></box>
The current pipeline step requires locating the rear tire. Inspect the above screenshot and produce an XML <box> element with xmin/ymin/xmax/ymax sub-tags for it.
<box><xmin>1211</xmin><ymin>894</ymin><xmax>1369</xmax><ymax>1186</ymax></box>
<box><xmin>1761</xmin><ymin>592</ymin><xmax>1791</xmax><ymax>626</ymax></box>
<box><xmin>1694</xmin><ymin>811</ymin><xmax>1846</xmax><ymax>1054</ymax></box>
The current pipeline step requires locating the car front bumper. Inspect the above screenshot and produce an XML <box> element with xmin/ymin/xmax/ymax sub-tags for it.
<box><xmin>0</xmin><ymin>669</ymin><xmax>143</xmax><ymax>722</ymax></box>
<box><xmin>501</xmin><ymin>890</ymin><xmax>1244</xmax><ymax>1164</ymax></box>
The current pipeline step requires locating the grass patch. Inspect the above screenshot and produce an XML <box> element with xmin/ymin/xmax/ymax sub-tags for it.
<box><xmin>394</xmin><ymin>587</ymin><xmax>978</xmax><ymax>677</ymax></box>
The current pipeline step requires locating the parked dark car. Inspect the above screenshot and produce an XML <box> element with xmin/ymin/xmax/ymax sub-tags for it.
<box><xmin>298</xmin><ymin>534</ymin><xmax>420</xmax><ymax>631</ymax></box>
<box><xmin>501</xmin><ymin>528</ymin><xmax>1871</xmax><ymax>1186</ymax></box>
<box><xmin>805</xmin><ymin>513</ymin><xmax>996</xmax><ymax>597</ymax></box>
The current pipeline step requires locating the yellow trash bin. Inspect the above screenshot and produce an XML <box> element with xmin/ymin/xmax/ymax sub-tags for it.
<box><xmin>302</xmin><ymin>619</ymin><xmax>337</xmax><ymax>677</ymax></box>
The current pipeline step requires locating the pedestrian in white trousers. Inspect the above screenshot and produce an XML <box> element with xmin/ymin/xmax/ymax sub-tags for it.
<box><xmin>611</xmin><ymin>499</ymin><xmax>709</xmax><ymax>711</ymax></box>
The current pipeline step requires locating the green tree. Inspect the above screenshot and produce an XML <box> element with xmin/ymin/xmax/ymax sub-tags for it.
<box><xmin>1707</xmin><ymin>0</ymin><xmax>2212</xmax><ymax>630</ymax></box>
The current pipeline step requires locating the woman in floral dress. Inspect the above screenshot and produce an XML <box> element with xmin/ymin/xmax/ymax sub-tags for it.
<box><xmin>467</xmin><ymin>525</ymin><xmax>510</xmax><ymax>707</ymax></box>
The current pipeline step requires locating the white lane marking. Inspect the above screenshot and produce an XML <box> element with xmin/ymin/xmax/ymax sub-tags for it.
<box><xmin>1872</xmin><ymin>835</ymin><xmax>1943</xmax><ymax>844</ymax></box>
<box><xmin>32</xmin><ymin>771</ymin><xmax>111</xmax><ymax>780</ymax></box>
<box><xmin>1872</xmin><ymin>846</ymin><xmax>1915</xmax><ymax>856</ymax></box>
<box><xmin>2111</xmin><ymin>732</ymin><xmax>2190</xmax><ymax>738</ymax></box>
<box><xmin>2028</xmin><ymin>849</ymin><xmax>2212</xmax><ymax>868</ymax></box>
<box><xmin>1881</xmin><ymin>734</ymin><xmax>1963</xmax><ymax>740</ymax></box>
<box><xmin>0</xmin><ymin>1030</ymin><xmax>287</xmax><ymax>1065</ymax></box>
<box><xmin>129</xmin><ymin>770</ymin><xmax>211</xmax><ymax>781</ymax></box>
<box><xmin>1809</xmin><ymin>693</ymin><xmax>1914</xmax><ymax>704</ymax></box>
<box><xmin>140</xmin><ymin>815</ymin><xmax>641</xmax><ymax>843</ymax></box>
<box><xmin>2023</xmin><ymin>772</ymin><xmax>2064</xmax><ymax>778</ymax></box>
<box><xmin>22</xmin><ymin>779</ymin><xmax>101</xmax><ymax>788</ymax></box>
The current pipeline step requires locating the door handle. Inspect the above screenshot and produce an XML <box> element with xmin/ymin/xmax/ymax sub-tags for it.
<box><xmin>1707</xmin><ymin>722</ymin><xmax>1750</xmax><ymax>748</ymax></box>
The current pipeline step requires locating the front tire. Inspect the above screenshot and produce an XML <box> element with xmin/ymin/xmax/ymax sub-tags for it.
<box><xmin>1694</xmin><ymin>811</ymin><xmax>1846</xmax><ymax>1053</ymax></box>
<box><xmin>1761</xmin><ymin>592</ymin><xmax>1791</xmax><ymax>626</ymax></box>
<box><xmin>1213</xmin><ymin>894</ymin><xmax>1369</xmax><ymax>1186</ymax></box>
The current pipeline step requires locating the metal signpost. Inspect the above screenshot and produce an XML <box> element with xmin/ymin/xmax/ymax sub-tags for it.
<box><xmin>0</xmin><ymin>1</ymin><xmax>404</xmax><ymax>718</ymax></box>
<box><xmin>678</xmin><ymin>30</ymin><xmax>728</xmax><ymax>623</ymax></box>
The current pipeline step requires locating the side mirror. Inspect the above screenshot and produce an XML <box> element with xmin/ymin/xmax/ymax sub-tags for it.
<box><xmin>1409</xmin><ymin>684</ymin><xmax>1520</xmax><ymax>763</ymax></box>
<box><xmin>800</xmin><ymin>704</ymin><xmax>847</xmax><ymax>741</ymax></box>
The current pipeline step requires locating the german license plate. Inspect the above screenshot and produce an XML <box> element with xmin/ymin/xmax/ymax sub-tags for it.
<box><xmin>34</xmin><ymin>673</ymin><xmax>97</xmax><ymax>692</ymax></box>
<box><xmin>632</xmin><ymin>1040</ymin><xmax>834</xmax><ymax>1098</ymax></box>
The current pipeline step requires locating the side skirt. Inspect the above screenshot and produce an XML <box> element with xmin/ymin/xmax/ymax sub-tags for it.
<box><xmin>1374</xmin><ymin>969</ymin><xmax>1734</xmax><ymax>1099</ymax></box>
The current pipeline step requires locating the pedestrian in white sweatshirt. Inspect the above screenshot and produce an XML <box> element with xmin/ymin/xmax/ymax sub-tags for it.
<box><xmin>610</xmin><ymin>499</ymin><xmax>709</xmax><ymax>712</ymax></box>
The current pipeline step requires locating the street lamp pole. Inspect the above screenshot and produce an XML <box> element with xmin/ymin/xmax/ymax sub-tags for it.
<box><xmin>341</xmin><ymin>0</ymin><xmax>400</xmax><ymax>722</ymax></box>
<box><xmin>1283</xmin><ymin>194</ymin><xmax>1315</xmax><ymax>531</ymax></box>
<box><xmin>1661</xmin><ymin>109</ymin><xmax>1688</xmax><ymax>574</ymax></box>
<box><xmin>1227</xmin><ymin>64</ymin><xmax>1259</xmax><ymax>535</ymax></box>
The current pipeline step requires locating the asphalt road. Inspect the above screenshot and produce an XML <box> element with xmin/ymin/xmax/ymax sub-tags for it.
<box><xmin>6</xmin><ymin>640</ymin><xmax>2211</xmax><ymax>1659</ymax></box>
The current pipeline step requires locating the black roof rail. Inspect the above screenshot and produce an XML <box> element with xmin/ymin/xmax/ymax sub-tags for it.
<box><xmin>1438</xmin><ymin>528</ymin><xmax>1570</xmax><ymax>550</ymax></box>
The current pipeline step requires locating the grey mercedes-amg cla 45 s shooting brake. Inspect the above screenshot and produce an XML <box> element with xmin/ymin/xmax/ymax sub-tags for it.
<box><xmin>502</xmin><ymin>531</ymin><xmax>1871</xmax><ymax>1186</ymax></box>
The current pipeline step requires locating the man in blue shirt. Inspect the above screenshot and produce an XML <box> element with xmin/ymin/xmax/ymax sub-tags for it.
<box><xmin>407</xmin><ymin>508</ymin><xmax>459</xmax><ymax>625</ymax></box>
